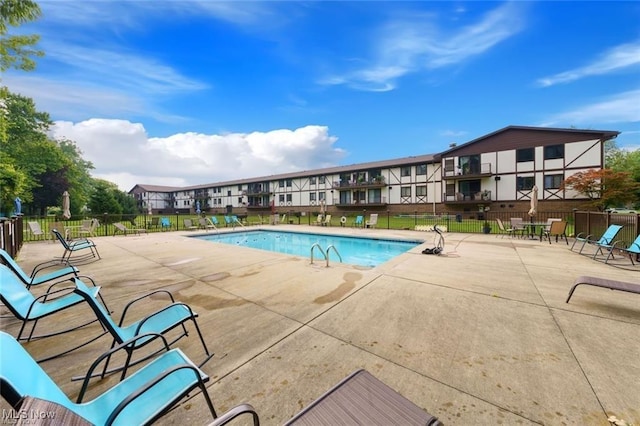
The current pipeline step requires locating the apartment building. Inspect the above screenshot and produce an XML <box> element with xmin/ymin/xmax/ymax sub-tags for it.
<box><xmin>130</xmin><ymin>126</ymin><xmax>618</xmax><ymax>216</ymax></box>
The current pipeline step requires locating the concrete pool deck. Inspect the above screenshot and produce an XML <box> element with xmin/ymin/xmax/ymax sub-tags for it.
<box><xmin>2</xmin><ymin>225</ymin><xmax>639</xmax><ymax>425</ymax></box>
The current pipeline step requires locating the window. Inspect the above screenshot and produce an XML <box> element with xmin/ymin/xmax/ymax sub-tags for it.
<box><xmin>544</xmin><ymin>174</ymin><xmax>563</xmax><ymax>189</ymax></box>
<box><xmin>319</xmin><ymin>176</ymin><xmax>325</xmax><ymax>184</ymax></box>
<box><xmin>416</xmin><ymin>164</ymin><xmax>427</xmax><ymax>175</ymax></box>
<box><xmin>516</xmin><ymin>176</ymin><xmax>535</xmax><ymax>190</ymax></box>
<box><xmin>319</xmin><ymin>192</ymin><xmax>325</xmax><ymax>201</ymax></box>
<box><xmin>310</xmin><ymin>192</ymin><xmax>316</xmax><ymax>202</ymax></box>
<box><xmin>286</xmin><ymin>179</ymin><xmax>292</xmax><ymax>187</ymax></box>
<box><xmin>237</xmin><ymin>185</ymin><xmax>242</xmax><ymax>190</ymax></box>
<box><xmin>310</xmin><ymin>176</ymin><xmax>316</xmax><ymax>185</ymax></box>
<box><xmin>401</xmin><ymin>166</ymin><xmax>411</xmax><ymax>177</ymax></box>
<box><xmin>401</xmin><ymin>186</ymin><xmax>411</xmax><ymax>197</ymax></box>
<box><xmin>416</xmin><ymin>186</ymin><xmax>427</xmax><ymax>196</ymax></box>
<box><xmin>444</xmin><ymin>158</ymin><xmax>454</xmax><ymax>172</ymax></box>
<box><xmin>544</xmin><ymin>144</ymin><xmax>564</xmax><ymax>160</ymax></box>
<box><xmin>516</xmin><ymin>148</ymin><xmax>534</xmax><ymax>162</ymax></box>
<box><xmin>238</xmin><ymin>197</ymin><xmax>243</xmax><ymax>204</ymax></box>
<box><xmin>279</xmin><ymin>194</ymin><xmax>285</xmax><ymax>202</ymax></box>
<box><xmin>227</xmin><ymin>190</ymin><xmax>231</xmax><ymax>196</ymax></box>
<box><xmin>286</xmin><ymin>194</ymin><xmax>292</xmax><ymax>202</ymax></box>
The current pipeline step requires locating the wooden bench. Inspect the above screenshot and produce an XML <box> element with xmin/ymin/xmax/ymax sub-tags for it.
<box><xmin>566</xmin><ymin>276</ymin><xmax>640</xmax><ymax>303</ymax></box>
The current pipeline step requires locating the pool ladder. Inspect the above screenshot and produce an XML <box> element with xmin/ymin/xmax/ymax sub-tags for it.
<box><xmin>310</xmin><ymin>243</ymin><xmax>343</xmax><ymax>267</ymax></box>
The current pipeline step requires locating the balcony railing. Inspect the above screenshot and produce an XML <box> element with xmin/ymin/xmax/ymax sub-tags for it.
<box><xmin>332</xmin><ymin>178</ymin><xmax>386</xmax><ymax>189</ymax></box>
<box><xmin>443</xmin><ymin>191</ymin><xmax>492</xmax><ymax>203</ymax></box>
<box><xmin>443</xmin><ymin>163</ymin><xmax>492</xmax><ymax>179</ymax></box>
<box><xmin>334</xmin><ymin>197</ymin><xmax>388</xmax><ymax>207</ymax></box>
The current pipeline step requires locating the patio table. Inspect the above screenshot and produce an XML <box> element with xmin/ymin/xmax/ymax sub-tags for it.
<box><xmin>524</xmin><ymin>222</ymin><xmax>549</xmax><ymax>241</ymax></box>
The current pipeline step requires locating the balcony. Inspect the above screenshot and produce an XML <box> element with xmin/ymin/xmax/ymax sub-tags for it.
<box><xmin>443</xmin><ymin>191</ymin><xmax>492</xmax><ymax>204</ymax></box>
<box><xmin>332</xmin><ymin>177</ymin><xmax>387</xmax><ymax>190</ymax></box>
<box><xmin>246</xmin><ymin>184</ymin><xmax>271</xmax><ymax>195</ymax></box>
<box><xmin>443</xmin><ymin>163</ymin><xmax>492</xmax><ymax>179</ymax></box>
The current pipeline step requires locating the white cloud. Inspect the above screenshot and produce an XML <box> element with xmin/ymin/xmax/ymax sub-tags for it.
<box><xmin>537</xmin><ymin>40</ymin><xmax>640</xmax><ymax>87</ymax></box>
<box><xmin>49</xmin><ymin>119</ymin><xmax>346</xmax><ymax>191</ymax></box>
<box><xmin>542</xmin><ymin>89</ymin><xmax>640</xmax><ymax>127</ymax></box>
<box><xmin>321</xmin><ymin>2</ymin><xmax>525</xmax><ymax>91</ymax></box>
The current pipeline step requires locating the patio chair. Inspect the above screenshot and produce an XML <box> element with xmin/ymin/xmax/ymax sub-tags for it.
<box><xmin>27</xmin><ymin>221</ymin><xmax>47</xmax><ymax>240</ymax></box>
<box><xmin>148</xmin><ymin>217</ymin><xmax>160</xmax><ymax>229</ymax></box>
<box><xmin>207</xmin><ymin>369</ymin><xmax>441</xmax><ymax>426</ymax></box>
<box><xmin>79</xmin><ymin>219</ymin><xmax>99</xmax><ymax>238</ymax></box>
<box><xmin>365</xmin><ymin>214</ymin><xmax>378</xmax><ymax>228</ymax></box>
<box><xmin>509</xmin><ymin>218</ymin><xmax>526</xmax><ymax>238</ymax></box>
<box><xmin>160</xmin><ymin>217</ymin><xmax>172</xmax><ymax>231</ymax></box>
<box><xmin>541</xmin><ymin>220</ymin><xmax>568</xmax><ymax>244</ymax></box>
<box><xmin>210</xmin><ymin>216</ymin><xmax>221</xmax><ymax>227</ymax></box>
<box><xmin>314</xmin><ymin>214</ymin><xmax>323</xmax><ymax>226</ymax></box>
<box><xmin>353</xmin><ymin>215</ymin><xmax>364</xmax><ymax>228</ymax></box>
<box><xmin>321</xmin><ymin>214</ymin><xmax>332</xmax><ymax>226</ymax></box>
<box><xmin>604</xmin><ymin>233</ymin><xmax>640</xmax><ymax>265</ymax></box>
<box><xmin>113</xmin><ymin>222</ymin><xmax>147</xmax><ymax>236</ymax></box>
<box><xmin>183</xmin><ymin>218</ymin><xmax>198</xmax><ymax>231</ymax></box>
<box><xmin>0</xmin><ymin>331</ymin><xmax>217</xmax><ymax>426</ymax></box>
<box><xmin>73</xmin><ymin>277</ymin><xmax>213</xmax><ymax>379</ymax></box>
<box><xmin>0</xmin><ymin>264</ymin><xmax>107</xmax><ymax>359</ymax></box>
<box><xmin>566</xmin><ymin>276</ymin><xmax>640</xmax><ymax>303</ymax></box>
<box><xmin>51</xmin><ymin>229</ymin><xmax>100</xmax><ymax>263</ymax></box>
<box><xmin>570</xmin><ymin>224</ymin><xmax>623</xmax><ymax>256</ymax></box>
<box><xmin>0</xmin><ymin>248</ymin><xmax>78</xmax><ymax>289</ymax></box>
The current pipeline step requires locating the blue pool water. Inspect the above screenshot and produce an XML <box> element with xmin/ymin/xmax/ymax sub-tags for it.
<box><xmin>192</xmin><ymin>230</ymin><xmax>422</xmax><ymax>267</ymax></box>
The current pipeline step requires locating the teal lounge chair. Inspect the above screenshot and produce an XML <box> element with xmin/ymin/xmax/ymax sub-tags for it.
<box><xmin>353</xmin><ymin>215</ymin><xmax>364</xmax><ymax>228</ymax></box>
<box><xmin>160</xmin><ymin>217</ymin><xmax>172</xmax><ymax>231</ymax></box>
<box><xmin>0</xmin><ymin>264</ymin><xmax>107</xmax><ymax>359</ymax></box>
<box><xmin>570</xmin><ymin>224</ymin><xmax>623</xmax><ymax>255</ymax></box>
<box><xmin>605</xmin><ymin>234</ymin><xmax>640</xmax><ymax>265</ymax></box>
<box><xmin>0</xmin><ymin>331</ymin><xmax>217</xmax><ymax>425</ymax></box>
<box><xmin>0</xmin><ymin>248</ymin><xmax>78</xmax><ymax>289</ymax></box>
<box><xmin>73</xmin><ymin>277</ymin><xmax>212</xmax><ymax>379</ymax></box>
<box><xmin>51</xmin><ymin>229</ymin><xmax>100</xmax><ymax>263</ymax></box>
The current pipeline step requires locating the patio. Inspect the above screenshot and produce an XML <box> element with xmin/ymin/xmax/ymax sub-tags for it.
<box><xmin>2</xmin><ymin>226</ymin><xmax>638</xmax><ymax>425</ymax></box>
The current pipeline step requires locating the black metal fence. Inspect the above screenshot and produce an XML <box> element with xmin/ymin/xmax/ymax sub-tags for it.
<box><xmin>10</xmin><ymin>211</ymin><xmax>639</xmax><ymax>258</ymax></box>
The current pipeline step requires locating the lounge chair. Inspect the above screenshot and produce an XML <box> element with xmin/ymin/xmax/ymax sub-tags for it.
<box><xmin>566</xmin><ymin>275</ymin><xmax>640</xmax><ymax>303</ymax></box>
<box><xmin>27</xmin><ymin>221</ymin><xmax>47</xmax><ymax>240</ymax></box>
<box><xmin>541</xmin><ymin>220</ymin><xmax>568</xmax><ymax>244</ymax></box>
<box><xmin>199</xmin><ymin>217</ymin><xmax>217</xmax><ymax>230</ymax></box>
<box><xmin>73</xmin><ymin>277</ymin><xmax>213</xmax><ymax>379</ymax></box>
<box><xmin>604</xmin><ymin>234</ymin><xmax>640</xmax><ymax>265</ymax></box>
<box><xmin>51</xmin><ymin>229</ymin><xmax>100</xmax><ymax>263</ymax></box>
<box><xmin>353</xmin><ymin>215</ymin><xmax>364</xmax><ymax>228</ymax></box>
<box><xmin>495</xmin><ymin>218</ymin><xmax>516</xmax><ymax>238</ymax></box>
<box><xmin>113</xmin><ymin>222</ymin><xmax>147</xmax><ymax>236</ymax></box>
<box><xmin>0</xmin><ymin>331</ymin><xmax>217</xmax><ymax>425</ymax></box>
<box><xmin>365</xmin><ymin>214</ymin><xmax>378</xmax><ymax>228</ymax></box>
<box><xmin>183</xmin><ymin>218</ymin><xmax>198</xmax><ymax>231</ymax></box>
<box><xmin>314</xmin><ymin>214</ymin><xmax>323</xmax><ymax>226</ymax></box>
<box><xmin>0</xmin><ymin>264</ymin><xmax>107</xmax><ymax>358</ymax></box>
<box><xmin>570</xmin><ymin>224</ymin><xmax>623</xmax><ymax>256</ymax></box>
<box><xmin>160</xmin><ymin>217</ymin><xmax>172</xmax><ymax>231</ymax></box>
<box><xmin>208</xmin><ymin>369</ymin><xmax>441</xmax><ymax>426</ymax></box>
<box><xmin>321</xmin><ymin>214</ymin><xmax>331</xmax><ymax>226</ymax></box>
<box><xmin>0</xmin><ymin>248</ymin><xmax>78</xmax><ymax>289</ymax></box>
<box><xmin>210</xmin><ymin>216</ymin><xmax>221</xmax><ymax>227</ymax></box>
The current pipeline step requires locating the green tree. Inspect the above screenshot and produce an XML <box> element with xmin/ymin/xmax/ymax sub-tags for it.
<box><xmin>0</xmin><ymin>0</ymin><xmax>43</xmax><ymax>72</ymax></box>
<box><xmin>88</xmin><ymin>180</ymin><xmax>123</xmax><ymax>218</ymax></box>
<box><xmin>0</xmin><ymin>151</ymin><xmax>26</xmax><ymax>215</ymax></box>
<box><xmin>57</xmin><ymin>138</ymin><xmax>95</xmax><ymax>215</ymax></box>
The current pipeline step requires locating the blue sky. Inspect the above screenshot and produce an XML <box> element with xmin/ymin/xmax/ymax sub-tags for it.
<box><xmin>4</xmin><ymin>1</ymin><xmax>640</xmax><ymax>191</ymax></box>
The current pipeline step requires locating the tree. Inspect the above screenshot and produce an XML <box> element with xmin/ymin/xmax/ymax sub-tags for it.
<box><xmin>88</xmin><ymin>180</ymin><xmax>123</xmax><ymax>218</ymax></box>
<box><xmin>0</xmin><ymin>0</ymin><xmax>43</xmax><ymax>72</ymax></box>
<box><xmin>562</xmin><ymin>169</ymin><xmax>640</xmax><ymax>211</ymax></box>
<box><xmin>0</xmin><ymin>151</ymin><xmax>27</xmax><ymax>215</ymax></box>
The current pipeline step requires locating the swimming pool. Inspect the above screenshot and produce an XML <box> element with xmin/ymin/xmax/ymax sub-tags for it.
<box><xmin>192</xmin><ymin>230</ymin><xmax>422</xmax><ymax>267</ymax></box>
